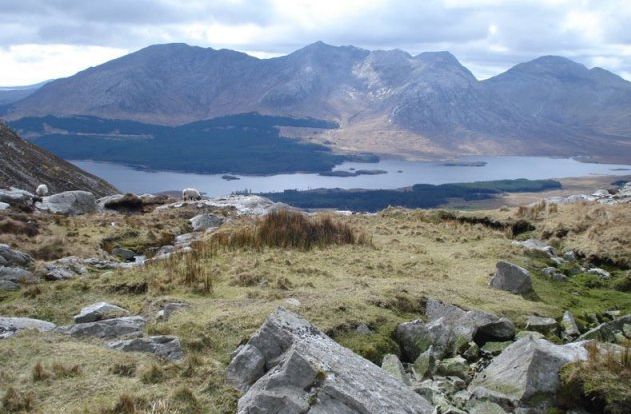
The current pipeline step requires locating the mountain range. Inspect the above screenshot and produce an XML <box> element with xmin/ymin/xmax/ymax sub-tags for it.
<box><xmin>3</xmin><ymin>42</ymin><xmax>631</xmax><ymax>162</ymax></box>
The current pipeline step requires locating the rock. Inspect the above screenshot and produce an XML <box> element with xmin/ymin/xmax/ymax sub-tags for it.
<box><xmin>437</xmin><ymin>356</ymin><xmax>469</xmax><ymax>380</ymax></box>
<box><xmin>462</xmin><ymin>342</ymin><xmax>480</xmax><ymax>362</ymax></box>
<box><xmin>74</xmin><ymin>302</ymin><xmax>130</xmax><ymax>323</ymax></box>
<box><xmin>381</xmin><ymin>354</ymin><xmax>411</xmax><ymax>385</ymax></box>
<box><xmin>0</xmin><ymin>202</ymin><xmax>9</xmax><ymax>210</ymax></box>
<box><xmin>561</xmin><ymin>311</ymin><xmax>580</xmax><ymax>340</ymax></box>
<box><xmin>587</xmin><ymin>267</ymin><xmax>611</xmax><ymax>279</ymax></box>
<box><xmin>0</xmin><ymin>317</ymin><xmax>56</xmax><ymax>339</ymax></box>
<box><xmin>98</xmin><ymin>193</ymin><xmax>143</xmax><ymax>212</ymax></box>
<box><xmin>542</xmin><ymin>267</ymin><xmax>568</xmax><ymax>282</ymax></box>
<box><xmin>35</xmin><ymin>191</ymin><xmax>97</xmax><ymax>215</ymax></box>
<box><xmin>525</xmin><ymin>316</ymin><xmax>558</xmax><ymax>335</ymax></box>
<box><xmin>474</xmin><ymin>318</ymin><xmax>515</xmax><ymax>343</ymax></box>
<box><xmin>0</xmin><ymin>280</ymin><xmax>20</xmax><ymax>291</ymax></box>
<box><xmin>189</xmin><ymin>213</ymin><xmax>224</xmax><ymax>231</ymax></box>
<box><xmin>112</xmin><ymin>247</ymin><xmax>137</xmax><ymax>262</ymax></box>
<box><xmin>44</xmin><ymin>267</ymin><xmax>78</xmax><ymax>281</ymax></box>
<box><xmin>0</xmin><ymin>244</ymin><xmax>33</xmax><ymax>267</ymax></box>
<box><xmin>355</xmin><ymin>323</ymin><xmax>372</xmax><ymax>335</ymax></box>
<box><xmin>156</xmin><ymin>302</ymin><xmax>189</xmax><ymax>321</ymax></box>
<box><xmin>58</xmin><ymin>316</ymin><xmax>145</xmax><ymax>339</ymax></box>
<box><xmin>578</xmin><ymin>314</ymin><xmax>631</xmax><ymax>343</ymax></box>
<box><xmin>513</xmin><ymin>239</ymin><xmax>555</xmax><ymax>257</ymax></box>
<box><xmin>284</xmin><ymin>298</ymin><xmax>301</xmax><ymax>307</ymax></box>
<box><xmin>107</xmin><ymin>335</ymin><xmax>184</xmax><ymax>361</ymax></box>
<box><xmin>563</xmin><ymin>250</ymin><xmax>577</xmax><ymax>261</ymax></box>
<box><xmin>398</xmin><ymin>300</ymin><xmax>515</xmax><ymax>361</ymax></box>
<box><xmin>174</xmin><ymin>232</ymin><xmax>200</xmax><ymax>248</ymax></box>
<box><xmin>413</xmin><ymin>346</ymin><xmax>436</xmax><ymax>379</ymax></box>
<box><xmin>469</xmin><ymin>337</ymin><xmax>589</xmax><ymax>411</ymax></box>
<box><xmin>226</xmin><ymin>308</ymin><xmax>433</xmax><ymax>413</ymax></box>
<box><xmin>0</xmin><ymin>266</ymin><xmax>37</xmax><ymax>284</ymax></box>
<box><xmin>395</xmin><ymin>320</ymin><xmax>433</xmax><ymax>361</ymax></box>
<box><xmin>490</xmin><ymin>261</ymin><xmax>532</xmax><ymax>294</ymax></box>
<box><xmin>0</xmin><ymin>187</ymin><xmax>34</xmax><ymax>208</ymax></box>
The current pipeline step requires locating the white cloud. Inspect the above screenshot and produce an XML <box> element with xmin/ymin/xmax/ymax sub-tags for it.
<box><xmin>0</xmin><ymin>0</ymin><xmax>630</xmax><ymax>85</ymax></box>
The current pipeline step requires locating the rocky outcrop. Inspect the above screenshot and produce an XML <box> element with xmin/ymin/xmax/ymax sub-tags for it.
<box><xmin>36</xmin><ymin>191</ymin><xmax>97</xmax><ymax>215</ymax></box>
<box><xmin>189</xmin><ymin>213</ymin><xmax>224</xmax><ymax>231</ymax></box>
<box><xmin>57</xmin><ymin>316</ymin><xmax>146</xmax><ymax>339</ymax></box>
<box><xmin>0</xmin><ymin>316</ymin><xmax>56</xmax><ymax>339</ymax></box>
<box><xmin>525</xmin><ymin>316</ymin><xmax>558</xmax><ymax>336</ymax></box>
<box><xmin>73</xmin><ymin>302</ymin><xmax>130</xmax><ymax>323</ymax></box>
<box><xmin>469</xmin><ymin>336</ymin><xmax>589</xmax><ymax>412</ymax></box>
<box><xmin>0</xmin><ymin>188</ymin><xmax>34</xmax><ymax>209</ymax></box>
<box><xmin>0</xmin><ymin>244</ymin><xmax>33</xmax><ymax>267</ymax></box>
<box><xmin>395</xmin><ymin>300</ymin><xmax>515</xmax><ymax>361</ymax></box>
<box><xmin>513</xmin><ymin>239</ymin><xmax>555</xmax><ymax>257</ymax></box>
<box><xmin>490</xmin><ymin>261</ymin><xmax>532</xmax><ymax>294</ymax></box>
<box><xmin>226</xmin><ymin>308</ymin><xmax>433</xmax><ymax>414</ymax></box>
<box><xmin>578</xmin><ymin>314</ymin><xmax>631</xmax><ymax>343</ymax></box>
<box><xmin>107</xmin><ymin>335</ymin><xmax>184</xmax><ymax>361</ymax></box>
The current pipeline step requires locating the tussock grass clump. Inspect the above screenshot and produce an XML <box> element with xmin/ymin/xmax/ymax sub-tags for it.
<box><xmin>100</xmin><ymin>393</ymin><xmax>146</xmax><ymax>414</ymax></box>
<box><xmin>559</xmin><ymin>342</ymin><xmax>631</xmax><ymax>414</ymax></box>
<box><xmin>213</xmin><ymin>210</ymin><xmax>370</xmax><ymax>250</ymax></box>
<box><xmin>2</xmin><ymin>386</ymin><xmax>35</xmax><ymax>412</ymax></box>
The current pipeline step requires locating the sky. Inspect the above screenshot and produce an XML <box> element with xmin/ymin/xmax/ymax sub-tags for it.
<box><xmin>0</xmin><ymin>0</ymin><xmax>630</xmax><ymax>86</ymax></box>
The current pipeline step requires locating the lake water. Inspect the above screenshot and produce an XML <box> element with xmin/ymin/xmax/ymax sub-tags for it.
<box><xmin>71</xmin><ymin>156</ymin><xmax>631</xmax><ymax>197</ymax></box>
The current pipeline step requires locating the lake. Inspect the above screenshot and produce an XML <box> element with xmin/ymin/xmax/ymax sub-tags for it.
<box><xmin>71</xmin><ymin>156</ymin><xmax>631</xmax><ymax>197</ymax></box>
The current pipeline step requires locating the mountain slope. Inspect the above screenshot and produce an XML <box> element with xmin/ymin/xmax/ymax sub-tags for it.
<box><xmin>5</xmin><ymin>42</ymin><xmax>631</xmax><ymax>161</ymax></box>
<box><xmin>0</xmin><ymin>122</ymin><xmax>117</xmax><ymax>196</ymax></box>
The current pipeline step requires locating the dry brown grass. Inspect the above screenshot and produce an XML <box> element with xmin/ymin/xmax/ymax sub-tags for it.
<box><xmin>212</xmin><ymin>210</ymin><xmax>371</xmax><ymax>250</ymax></box>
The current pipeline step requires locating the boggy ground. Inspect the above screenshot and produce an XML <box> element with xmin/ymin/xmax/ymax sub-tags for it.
<box><xmin>0</xmin><ymin>200</ymin><xmax>630</xmax><ymax>413</ymax></box>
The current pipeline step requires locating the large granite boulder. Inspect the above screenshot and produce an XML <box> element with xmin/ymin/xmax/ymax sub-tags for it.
<box><xmin>226</xmin><ymin>308</ymin><xmax>433</xmax><ymax>414</ymax></box>
<box><xmin>525</xmin><ymin>316</ymin><xmax>558</xmax><ymax>336</ymax></box>
<box><xmin>36</xmin><ymin>191</ymin><xmax>97</xmax><ymax>215</ymax></box>
<box><xmin>57</xmin><ymin>316</ymin><xmax>145</xmax><ymax>339</ymax></box>
<box><xmin>490</xmin><ymin>261</ymin><xmax>532</xmax><ymax>294</ymax></box>
<box><xmin>189</xmin><ymin>213</ymin><xmax>224</xmax><ymax>231</ymax></box>
<box><xmin>74</xmin><ymin>302</ymin><xmax>130</xmax><ymax>323</ymax></box>
<box><xmin>107</xmin><ymin>335</ymin><xmax>184</xmax><ymax>361</ymax></box>
<box><xmin>0</xmin><ymin>244</ymin><xmax>33</xmax><ymax>267</ymax></box>
<box><xmin>469</xmin><ymin>336</ymin><xmax>589</xmax><ymax>412</ymax></box>
<box><xmin>513</xmin><ymin>239</ymin><xmax>555</xmax><ymax>257</ymax></box>
<box><xmin>0</xmin><ymin>317</ymin><xmax>56</xmax><ymax>339</ymax></box>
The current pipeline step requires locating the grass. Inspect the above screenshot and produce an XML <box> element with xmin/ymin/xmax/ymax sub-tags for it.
<box><xmin>0</xmin><ymin>203</ymin><xmax>630</xmax><ymax>412</ymax></box>
<box><xmin>559</xmin><ymin>342</ymin><xmax>631</xmax><ymax>413</ymax></box>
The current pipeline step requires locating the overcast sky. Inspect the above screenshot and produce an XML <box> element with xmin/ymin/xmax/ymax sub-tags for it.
<box><xmin>0</xmin><ymin>0</ymin><xmax>630</xmax><ymax>86</ymax></box>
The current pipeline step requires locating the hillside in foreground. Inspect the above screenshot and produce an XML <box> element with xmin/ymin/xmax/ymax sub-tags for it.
<box><xmin>0</xmin><ymin>186</ymin><xmax>630</xmax><ymax>413</ymax></box>
<box><xmin>0</xmin><ymin>123</ymin><xmax>117</xmax><ymax>197</ymax></box>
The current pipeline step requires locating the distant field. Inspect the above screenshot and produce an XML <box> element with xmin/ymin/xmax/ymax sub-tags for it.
<box><xmin>9</xmin><ymin>113</ymin><xmax>348</xmax><ymax>175</ymax></box>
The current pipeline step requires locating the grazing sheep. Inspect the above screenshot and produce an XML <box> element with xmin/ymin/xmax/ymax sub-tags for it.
<box><xmin>182</xmin><ymin>188</ymin><xmax>201</xmax><ymax>201</ymax></box>
<box><xmin>36</xmin><ymin>184</ymin><xmax>49</xmax><ymax>197</ymax></box>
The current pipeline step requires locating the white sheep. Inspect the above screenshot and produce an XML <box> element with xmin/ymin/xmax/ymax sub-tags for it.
<box><xmin>36</xmin><ymin>184</ymin><xmax>49</xmax><ymax>197</ymax></box>
<box><xmin>182</xmin><ymin>188</ymin><xmax>201</xmax><ymax>201</ymax></box>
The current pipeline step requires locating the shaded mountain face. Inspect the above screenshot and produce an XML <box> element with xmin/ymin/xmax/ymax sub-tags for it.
<box><xmin>0</xmin><ymin>81</ymin><xmax>49</xmax><ymax>106</ymax></box>
<box><xmin>5</xmin><ymin>42</ymin><xmax>631</xmax><ymax>161</ymax></box>
<box><xmin>0</xmin><ymin>123</ymin><xmax>117</xmax><ymax>197</ymax></box>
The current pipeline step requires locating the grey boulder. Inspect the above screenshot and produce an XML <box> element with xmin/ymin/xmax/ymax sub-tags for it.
<box><xmin>0</xmin><ymin>280</ymin><xmax>20</xmax><ymax>291</ymax></box>
<box><xmin>561</xmin><ymin>311</ymin><xmax>580</xmax><ymax>340</ymax></box>
<box><xmin>0</xmin><ymin>202</ymin><xmax>9</xmax><ymax>210</ymax></box>
<box><xmin>189</xmin><ymin>213</ymin><xmax>224</xmax><ymax>231</ymax></box>
<box><xmin>107</xmin><ymin>335</ymin><xmax>184</xmax><ymax>361</ymax></box>
<box><xmin>469</xmin><ymin>336</ymin><xmax>588</xmax><ymax>411</ymax></box>
<box><xmin>58</xmin><ymin>316</ymin><xmax>145</xmax><ymax>339</ymax></box>
<box><xmin>0</xmin><ymin>187</ymin><xmax>34</xmax><ymax>208</ymax></box>
<box><xmin>513</xmin><ymin>239</ymin><xmax>555</xmax><ymax>257</ymax></box>
<box><xmin>226</xmin><ymin>308</ymin><xmax>433</xmax><ymax>414</ymax></box>
<box><xmin>0</xmin><ymin>244</ymin><xmax>33</xmax><ymax>267</ymax></box>
<box><xmin>381</xmin><ymin>354</ymin><xmax>411</xmax><ymax>385</ymax></box>
<box><xmin>36</xmin><ymin>191</ymin><xmax>97</xmax><ymax>215</ymax></box>
<box><xmin>0</xmin><ymin>266</ymin><xmax>37</xmax><ymax>284</ymax></box>
<box><xmin>490</xmin><ymin>261</ymin><xmax>532</xmax><ymax>294</ymax></box>
<box><xmin>525</xmin><ymin>316</ymin><xmax>558</xmax><ymax>335</ymax></box>
<box><xmin>0</xmin><ymin>316</ymin><xmax>56</xmax><ymax>339</ymax></box>
<box><xmin>74</xmin><ymin>302</ymin><xmax>130</xmax><ymax>323</ymax></box>
<box><xmin>112</xmin><ymin>247</ymin><xmax>137</xmax><ymax>262</ymax></box>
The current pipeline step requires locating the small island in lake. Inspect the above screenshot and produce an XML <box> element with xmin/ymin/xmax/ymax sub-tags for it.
<box><xmin>318</xmin><ymin>169</ymin><xmax>388</xmax><ymax>177</ymax></box>
<box><xmin>441</xmin><ymin>161</ymin><xmax>488</xmax><ymax>167</ymax></box>
<box><xmin>222</xmin><ymin>175</ymin><xmax>240</xmax><ymax>181</ymax></box>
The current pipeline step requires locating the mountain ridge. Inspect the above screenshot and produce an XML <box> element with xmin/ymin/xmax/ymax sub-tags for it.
<box><xmin>4</xmin><ymin>42</ymin><xmax>631</xmax><ymax>162</ymax></box>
